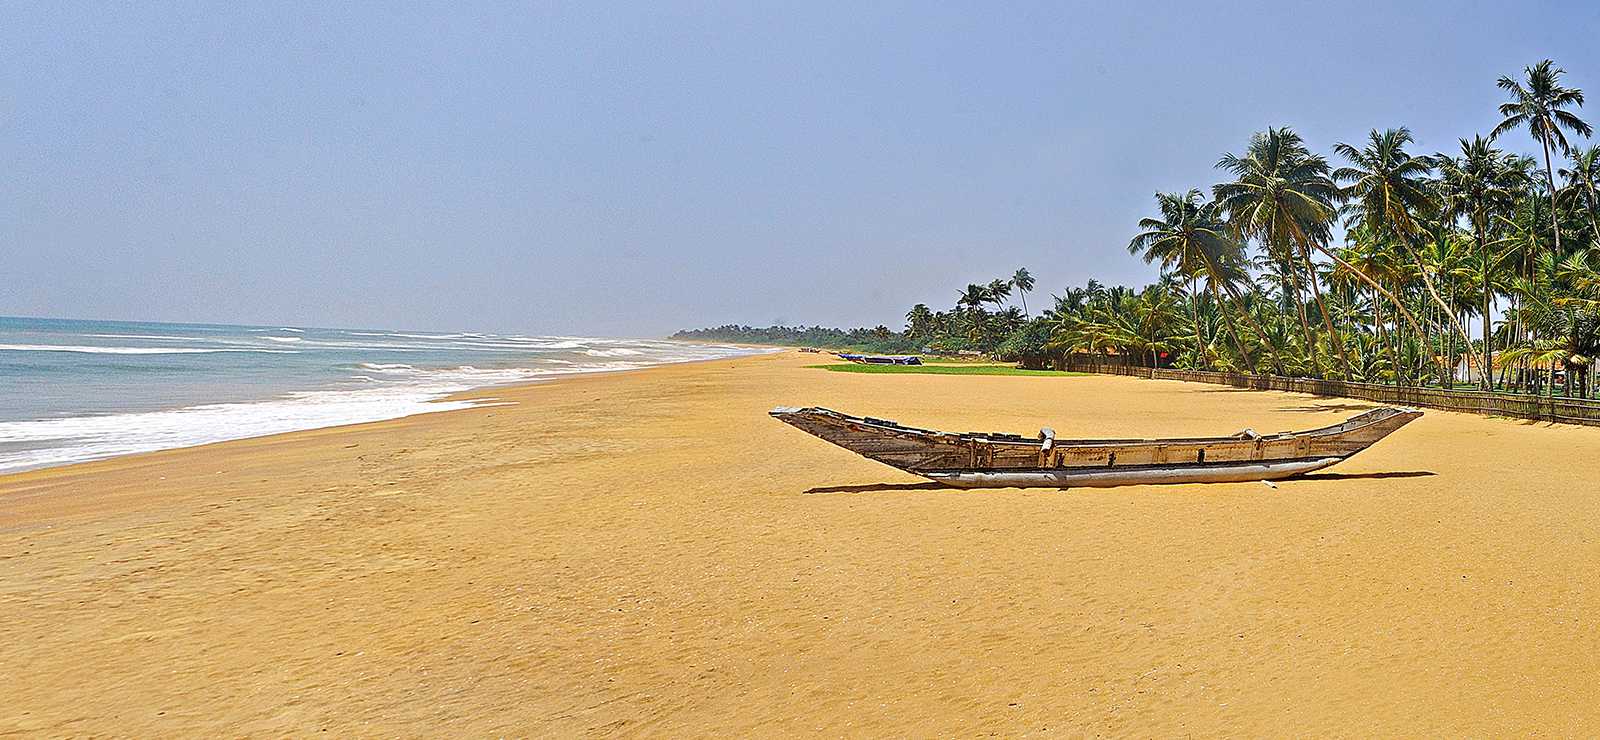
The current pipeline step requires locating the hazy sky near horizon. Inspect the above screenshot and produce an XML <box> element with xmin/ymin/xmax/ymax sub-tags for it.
<box><xmin>4</xmin><ymin>1</ymin><xmax>1598</xmax><ymax>336</ymax></box>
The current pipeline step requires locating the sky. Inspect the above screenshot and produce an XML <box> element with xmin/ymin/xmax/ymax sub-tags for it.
<box><xmin>3</xmin><ymin>1</ymin><xmax>1598</xmax><ymax>337</ymax></box>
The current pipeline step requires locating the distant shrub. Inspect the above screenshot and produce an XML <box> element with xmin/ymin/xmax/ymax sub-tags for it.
<box><xmin>994</xmin><ymin>320</ymin><xmax>1057</xmax><ymax>369</ymax></box>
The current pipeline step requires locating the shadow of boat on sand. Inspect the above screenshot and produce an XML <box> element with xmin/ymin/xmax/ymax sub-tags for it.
<box><xmin>803</xmin><ymin>470</ymin><xmax>1436</xmax><ymax>493</ymax></box>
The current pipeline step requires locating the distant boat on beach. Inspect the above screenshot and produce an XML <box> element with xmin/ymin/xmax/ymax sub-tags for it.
<box><xmin>771</xmin><ymin>406</ymin><xmax>1422</xmax><ymax>488</ymax></box>
<box><xmin>834</xmin><ymin>353</ymin><xmax>923</xmax><ymax>365</ymax></box>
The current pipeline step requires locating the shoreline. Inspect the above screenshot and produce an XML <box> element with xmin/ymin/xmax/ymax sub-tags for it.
<box><xmin>0</xmin><ymin>347</ymin><xmax>771</xmax><ymax>486</ymax></box>
<box><xmin>0</xmin><ymin>352</ymin><xmax>773</xmax><ymax>531</ymax></box>
<box><xmin>7</xmin><ymin>350</ymin><xmax>1600</xmax><ymax>734</ymax></box>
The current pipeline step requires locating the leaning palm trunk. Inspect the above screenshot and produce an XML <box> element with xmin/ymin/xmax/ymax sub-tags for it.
<box><xmin>1310</xmin><ymin>241</ymin><xmax>1450</xmax><ymax>384</ymax></box>
<box><xmin>1188</xmin><ymin>276</ymin><xmax>1207</xmax><ymax>368</ymax></box>
<box><xmin>1444</xmin><ymin>289</ymin><xmax>1456</xmax><ymax>386</ymax></box>
<box><xmin>1281</xmin><ymin>252</ymin><xmax>1322</xmax><ymax>374</ymax></box>
<box><xmin>1582</xmin><ymin>181</ymin><xmax>1600</xmax><ymax>245</ymax></box>
<box><xmin>1371</xmin><ymin>289</ymin><xmax>1384</xmax><ymax>381</ymax></box>
<box><xmin>1206</xmin><ymin>280</ymin><xmax>1255</xmax><ymax>373</ymax></box>
<box><xmin>1219</xmin><ymin>279</ymin><xmax>1285</xmax><ymax>375</ymax></box>
<box><xmin>1297</xmin><ymin>240</ymin><xmax>1351</xmax><ymax>379</ymax></box>
<box><xmin>1374</xmin><ymin>292</ymin><xmax>1391</xmax><ymax>384</ymax></box>
<box><xmin>1478</xmin><ymin>225</ymin><xmax>1494</xmax><ymax>390</ymax></box>
<box><xmin>1404</xmin><ymin>250</ymin><xmax>1483</xmax><ymax>385</ymax></box>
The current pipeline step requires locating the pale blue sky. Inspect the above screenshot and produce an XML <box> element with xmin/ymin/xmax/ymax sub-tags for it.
<box><xmin>3</xmin><ymin>1</ymin><xmax>1597</xmax><ymax>335</ymax></box>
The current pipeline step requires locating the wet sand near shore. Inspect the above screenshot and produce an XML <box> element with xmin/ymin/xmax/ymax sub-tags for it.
<box><xmin>4</xmin><ymin>350</ymin><xmax>1600</xmax><ymax>735</ymax></box>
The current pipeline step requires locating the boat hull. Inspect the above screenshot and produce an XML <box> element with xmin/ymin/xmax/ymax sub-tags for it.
<box><xmin>770</xmin><ymin>405</ymin><xmax>1421</xmax><ymax>489</ymax></box>
<box><xmin>922</xmin><ymin>456</ymin><xmax>1344</xmax><ymax>488</ymax></box>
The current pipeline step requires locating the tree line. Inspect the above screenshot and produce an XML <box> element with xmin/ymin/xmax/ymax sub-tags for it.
<box><xmin>678</xmin><ymin>60</ymin><xmax>1600</xmax><ymax>398</ymax></box>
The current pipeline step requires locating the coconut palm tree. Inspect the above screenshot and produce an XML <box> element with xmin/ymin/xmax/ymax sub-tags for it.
<box><xmin>1336</xmin><ymin>227</ymin><xmax>1413</xmax><ymax>383</ymax></box>
<box><xmin>1558</xmin><ymin>145</ymin><xmax>1600</xmax><ymax>244</ymax></box>
<box><xmin>1126</xmin><ymin>282</ymin><xmax>1187</xmax><ymax>369</ymax></box>
<box><xmin>1419</xmin><ymin>220</ymin><xmax>1477</xmax><ymax>383</ymax></box>
<box><xmin>904</xmin><ymin>303</ymin><xmax>934</xmax><ymax>337</ymax></box>
<box><xmin>1435</xmin><ymin>136</ymin><xmax>1534</xmax><ymax>386</ymax></box>
<box><xmin>1334</xmin><ymin>129</ymin><xmax>1435</xmax><ymax>235</ymax></box>
<box><xmin>965</xmin><ymin>309</ymin><xmax>992</xmax><ymax>348</ymax></box>
<box><xmin>1500</xmin><ymin>249</ymin><xmax>1600</xmax><ymax>396</ymax></box>
<box><xmin>1492</xmin><ymin>59</ymin><xmax>1592</xmax><ymax>255</ymax></box>
<box><xmin>1334</xmin><ymin>127</ymin><xmax>1482</xmax><ymax>382</ymax></box>
<box><xmin>1496</xmin><ymin>189</ymin><xmax>1564</xmax><ymax>386</ymax></box>
<box><xmin>957</xmin><ymin>283</ymin><xmax>991</xmax><ymax>313</ymax></box>
<box><xmin>1214</xmin><ymin>128</ymin><xmax>1334</xmax><ymax>371</ymax></box>
<box><xmin>1214</xmin><ymin>127</ymin><xmax>1361</xmax><ymax>377</ymax></box>
<box><xmin>1128</xmin><ymin>189</ymin><xmax>1265</xmax><ymax>372</ymax></box>
<box><xmin>997</xmin><ymin>306</ymin><xmax>1027</xmax><ymax>335</ymax></box>
<box><xmin>986</xmin><ymin>279</ymin><xmax>1013</xmax><ymax>311</ymax></box>
<box><xmin>1011</xmin><ymin>268</ymin><xmax>1036</xmax><ymax>317</ymax></box>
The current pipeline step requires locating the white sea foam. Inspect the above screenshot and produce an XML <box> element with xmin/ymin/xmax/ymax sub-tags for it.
<box><xmin>358</xmin><ymin>362</ymin><xmax>416</xmax><ymax>372</ymax></box>
<box><xmin>0</xmin><ymin>344</ymin><xmax>299</xmax><ymax>355</ymax></box>
<box><xmin>0</xmin><ymin>330</ymin><xmax>764</xmax><ymax>473</ymax></box>
<box><xmin>383</xmin><ymin>332</ymin><xmax>479</xmax><ymax>340</ymax></box>
<box><xmin>342</xmin><ymin>330</ymin><xmax>487</xmax><ymax>340</ymax></box>
<box><xmin>0</xmin><ymin>386</ymin><xmax>488</xmax><ymax>471</ymax></box>
<box><xmin>85</xmin><ymin>333</ymin><xmax>199</xmax><ymax>341</ymax></box>
<box><xmin>266</xmin><ymin>339</ymin><xmax>429</xmax><ymax>351</ymax></box>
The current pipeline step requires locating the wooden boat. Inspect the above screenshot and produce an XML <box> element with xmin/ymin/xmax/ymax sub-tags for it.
<box><xmin>769</xmin><ymin>406</ymin><xmax>1421</xmax><ymax>488</ymax></box>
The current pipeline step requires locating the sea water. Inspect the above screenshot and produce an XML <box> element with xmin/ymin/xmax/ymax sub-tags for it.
<box><xmin>0</xmin><ymin>316</ymin><xmax>760</xmax><ymax>472</ymax></box>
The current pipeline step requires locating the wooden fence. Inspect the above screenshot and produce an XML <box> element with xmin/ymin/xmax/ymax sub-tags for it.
<box><xmin>1065</xmin><ymin>359</ymin><xmax>1600</xmax><ymax>427</ymax></box>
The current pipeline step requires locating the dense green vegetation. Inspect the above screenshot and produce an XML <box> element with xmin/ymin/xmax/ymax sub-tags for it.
<box><xmin>809</xmin><ymin>363</ymin><xmax>1087</xmax><ymax>377</ymax></box>
<box><xmin>679</xmin><ymin>60</ymin><xmax>1600</xmax><ymax>398</ymax></box>
<box><xmin>669</xmin><ymin>324</ymin><xmax>923</xmax><ymax>353</ymax></box>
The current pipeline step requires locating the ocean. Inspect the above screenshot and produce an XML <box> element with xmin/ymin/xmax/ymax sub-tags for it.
<box><xmin>0</xmin><ymin>316</ymin><xmax>759</xmax><ymax>473</ymax></box>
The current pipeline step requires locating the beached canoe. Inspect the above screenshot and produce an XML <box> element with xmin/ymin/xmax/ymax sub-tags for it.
<box><xmin>769</xmin><ymin>406</ymin><xmax>1422</xmax><ymax>488</ymax></box>
<box><xmin>834</xmin><ymin>353</ymin><xmax>923</xmax><ymax>365</ymax></box>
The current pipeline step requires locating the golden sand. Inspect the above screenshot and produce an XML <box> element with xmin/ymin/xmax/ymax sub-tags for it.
<box><xmin>4</xmin><ymin>350</ymin><xmax>1600</xmax><ymax>735</ymax></box>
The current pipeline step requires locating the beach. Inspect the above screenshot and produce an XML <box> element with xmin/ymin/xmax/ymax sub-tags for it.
<box><xmin>5</xmin><ymin>350</ymin><xmax>1600</xmax><ymax>735</ymax></box>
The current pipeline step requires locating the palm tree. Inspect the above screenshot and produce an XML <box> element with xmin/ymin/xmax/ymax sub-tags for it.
<box><xmin>1492</xmin><ymin>59</ymin><xmax>1592</xmax><ymax>255</ymax></box>
<box><xmin>965</xmin><ymin>309</ymin><xmax>991</xmax><ymax>348</ymax></box>
<box><xmin>1435</xmin><ymin>136</ymin><xmax>1532</xmax><ymax>387</ymax></box>
<box><xmin>997</xmin><ymin>306</ymin><xmax>1026</xmax><ymax>333</ymax></box>
<box><xmin>1214</xmin><ymin>127</ymin><xmax>1352</xmax><ymax>377</ymax></box>
<box><xmin>1336</xmin><ymin>227</ymin><xmax>1411</xmax><ymax>383</ymax></box>
<box><xmin>1501</xmin><ymin>249</ymin><xmax>1600</xmax><ymax>396</ymax></box>
<box><xmin>1558</xmin><ymin>144</ymin><xmax>1600</xmax><ymax>244</ymax></box>
<box><xmin>957</xmin><ymin>283</ymin><xmax>991</xmax><ymax>313</ymax></box>
<box><xmin>1128</xmin><ymin>189</ymin><xmax>1264</xmax><ymax>372</ymax></box>
<box><xmin>986</xmin><ymin>278</ymin><xmax>1013</xmax><ymax>310</ymax></box>
<box><xmin>904</xmin><ymin>303</ymin><xmax>934</xmax><ymax>337</ymax></box>
<box><xmin>1126</xmin><ymin>282</ymin><xmax>1187</xmax><ymax>370</ymax></box>
<box><xmin>1496</xmin><ymin>191</ymin><xmax>1560</xmax><ymax>387</ymax></box>
<box><xmin>1011</xmin><ymin>268</ymin><xmax>1036</xmax><ymax>317</ymax></box>
<box><xmin>1334</xmin><ymin>128</ymin><xmax>1434</xmax><ymax>242</ymax></box>
<box><xmin>1334</xmin><ymin>127</ymin><xmax>1482</xmax><ymax>382</ymax></box>
<box><xmin>1419</xmin><ymin>220</ymin><xmax>1476</xmax><ymax>383</ymax></box>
